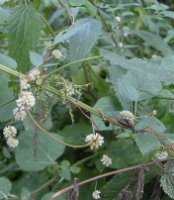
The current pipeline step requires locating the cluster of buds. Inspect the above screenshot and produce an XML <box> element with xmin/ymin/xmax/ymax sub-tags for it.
<box><xmin>85</xmin><ymin>132</ymin><xmax>104</xmax><ymax>150</ymax></box>
<box><xmin>52</xmin><ymin>49</ymin><xmax>63</xmax><ymax>59</ymax></box>
<box><xmin>3</xmin><ymin>126</ymin><xmax>19</xmax><ymax>148</ymax></box>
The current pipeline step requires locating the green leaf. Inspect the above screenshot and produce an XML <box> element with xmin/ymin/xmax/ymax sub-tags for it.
<box><xmin>133</xmin><ymin>30</ymin><xmax>172</xmax><ymax>56</ymax></box>
<box><xmin>0</xmin><ymin>53</ymin><xmax>17</xmax><ymax>69</ymax></box>
<box><xmin>135</xmin><ymin>117</ymin><xmax>166</xmax><ymax>133</ymax></box>
<box><xmin>15</xmin><ymin>131</ymin><xmax>65</xmax><ymax>171</ymax></box>
<box><xmin>29</xmin><ymin>51</ymin><xmax>43</xmax><ymax>67</ymax></box>
<box><xmin>133</xmin><ymin>133</ymin><xmax>161</xmax><ymax>155</ymax></box>
<box><xmin>92</xmin><ymin>96</ymin><xmax>120</xmax><ymax>131</ymax></box>
<box><xmin>0</xmin><ymin>7</ymin><xmax>9</xmax><ymax>25</ymax></box>
<box><xmin>61</xmin><ymin>122</ymin><xmax>92</xmax><ymax>145</ymax></box>
<box><xmin>101</xmin><ymin>172</ymin><xmax>133</xmax><ymax>200</ymax></box>
<box><xmin>8</xmin><ymin>4</ymin><xmax>42</xmax><ymax>73</ymax></box>
<box><xmin>111</xmin><ymin>139</ymin><xmax>144</xmax><ymax>169</ymax></box>
<box><xmin>160</xmin><ymin>160</ymin><xmax>174</xmax><ymax>199</ymax></box>
<box><xmin>67</xmin><ymin>0</ymin><xmax>97</xmax><ymax>16</ymax></box>
<box><xmin>68</xmin><ymin>18</ymin><xmax>101</xmax><ymax>71</ymax></box>
<box><xmin>0</xmin><ymin>73</ymin><xmax>15</xmax><ymax>122</ymax></box>
<box><xmin>0</xmin><ymin>177</ymin><xmax>12</xmax><ymax>199</ymax></box>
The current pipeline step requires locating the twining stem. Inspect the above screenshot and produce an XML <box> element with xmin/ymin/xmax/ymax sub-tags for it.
<box><xmin>50</xmin><ymin>158</ymin><xmax>170</xmax><ymax>199</ymax></box>
<box><xmin>44</xmin><ymin>55</ymin><xmax>102</xmax><ymax>80</ymax></box>
<box><xmin>41</xmin><ymin>15</ymin><xmax>55</xmax><ymax>39</ymax></box>
<box><xmin>28</xmin><ymin>111</ymin><xmax>90</xmax><ymax>149</ymax></box>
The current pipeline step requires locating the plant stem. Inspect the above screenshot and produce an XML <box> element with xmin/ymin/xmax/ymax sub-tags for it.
<box><xmin>41</xmin><ymin>15</ymin><xmax>55</xmax><ymax>39</ymax></box>
<box><xmin>31</xmin><ymin>177</ymin><xmax>57</xmax><ymax>196</ymax></box>
<box><xmin>0</xmin><ymin>64</ymin><xmax>22</xmax><ymax>78</ymax></box>
<box><xmin>28</xmin><ymin>111</ymin><xmax>90</xmax><ymax>148</ymax></box>
<box><xmin>50</xmin><ymin>158</ymin><xmax>170</xmax><ymax>199</ymax></box>
<box><xmin>44</xmin><ymin>55</ymin><xmax>102</xmax><ymax>80</ymax></box>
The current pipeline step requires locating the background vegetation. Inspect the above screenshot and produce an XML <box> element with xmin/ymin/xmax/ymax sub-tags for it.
<box><xmin>1</xmin><ymin>0</ymin><xmax>174</xmax><ymax>199</ymax></box>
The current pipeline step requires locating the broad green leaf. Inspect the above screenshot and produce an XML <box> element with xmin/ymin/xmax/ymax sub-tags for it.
<box><xmin>135</xmin><ymin>117</ymin><xmax>166</xmax><ymax>133</ymax></box>
<box><xmin>68</xmin><ymin>18</ymin><xmax>101</xmax><ymax>71</ymax></box>
<box><xmin>92</xmin><ymin>96</ymin><xmax>120</xmax><ymax>131</ymax></box>
<box><xmin>61</xmin><ymin>122</ymin><xmax>92</xmax><ymax>145</ymax></box>
<box><xmin>0</xmin><ymin>53</ymin><xmax>17</xmax><ymax>69</ymax></box>
<box><xmin>133</xmin><ymin>133</ymin><xmax>161</xmax><ymax>155</ymax></box>
<box><xmin>29</xmin><ymin>51</ymin><xmax>43</xmax><ymax>67</ymax></box>
<box><xmin>67</xmin><ymin>0</ymin><xmax>97</xmax><ymax>16</ymax></box>
<box><xmin>101</xmin><ymin>172</ymin><xmax>133</xmax><ymax>200</ymax></box>
<box><xmin>15</xmin><ymin>131</ymin><xmax>65</xmax><ymax>171</ymax></box>
<box><xmin>0</xmin><ymin>7</ymin><xmax>9</xmax><ymax>25</ymax></box>
<box><xmin>0</xmin><ymin>177</ymin><xmax>12</xmax><ymax>199</ymax></box>
<box><xmin>0</xmin><ymin>73</ymin><xmax>15</xmax><ymax>122</ymax></box>
<box><xmin>8</xmin><ymin>4</ymin><xmax>42</xmax><ymax>73</ymax></box>
<box><xmin>133</xmin><ymin>30</ymin><xmax>172</xmax><ymax>56</ymax></box>
<box><xmin>160</xmin><ymin>160</ymin><xmax>174</xmax><ymax>199</ymax></box>
<box><xmin>111</xmin><ymin>139</ymin><xmax>144</xmax><ymax>169</ymax></box>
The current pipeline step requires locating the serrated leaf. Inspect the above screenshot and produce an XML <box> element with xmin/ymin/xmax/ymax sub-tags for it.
<box><xmin>15</xmin><ymin>131</ymin><xmax>65</xmax><ymax>171</ymax></box>
<box><xmin>101</xmin><ymin>172</ymin><xmax>133</xmax><ymax>200</ymax></box>
<box><xmin>68</xmin><ymin>18</ymin><xmax>101</xmax><ymax>71</ymax></box>
<box><xmin>67</xmin><ymin>0</ymin><xmax>97</xmax><ymax>16</ymax></box>
<box><xmin>8</xmin><ymin>4</ymin><xmax>42</xmax><ymax>73</ymax></box>
<box><xmin>133</xmin><ymin>30</ymin><xmax>172</xmax><ymax>56</ymax></box>
<box><xmin>30</xmin><ymin>51</ymin><xmax>43</xmax><ymax>67</ymax></box>
<box><xmin>0</xmin><ymin>7</ymin><xmax>9</xmax><ymax>25</ymax></box>
<box><xmin>135</xmin><ymin>117</ymin><xmax>166</xmax><ymax>132</ymax></box>
<box><xmin>0</xmin><ymin>53</ymin><xmax>17</xmax><ymax>69</ymax></box>
<box><xmin>134</xmin><ymin>133</ymin><xmax>161</xmax><ymax>155</ymax></box>
<box><xmin>92</xmin><ymin>96</ymin><xmax>120</xmax><ymax>131</ymax></box>
<box><xmin>0</xmin><ymin>73</ymin><xmax>15</xmax><ymax>122</ymax></box>
<box><xmin>160</xmin><ymin>161</ymin><xmax>174</xmax><ymax>199</ymax></box>
<box><xmin>0</xmin><ymin>177</ymin><xmax>12</xmax><ymax>199</ymax></box>
<box><xmin>111</xmin><ymin>139</ymin><xmax>144</xmax><ymax>169</ymax></box>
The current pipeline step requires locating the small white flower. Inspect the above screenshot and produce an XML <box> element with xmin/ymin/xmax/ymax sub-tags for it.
<box><xmin>120</xmin><ymin>110</ymin><xmax>135</xmax><ymax>125</ymax></box>
<box><xmin>92</xmin><ymin>190</ymin><xmax>101</xmax><ymax>199</ymax></box>
<box><xmin>52</xmin><ymin>49</ymin><xmax>63</xmax><ymax>59</ymax></box>
<box><xmin>6</xmin><ymin>137</ymin><xmax>19</xmax><ymax>148</ymax></box>
<box><xmin>20</xmin><ymin>78</ymin><xmax>30</xmax><ymax>90</ymax></box>
<box><xmin>16</xmin><ymin>91</ymin><xmax>35</xmax><ymax>110</ymax></box>
<box><xmin>13</xmin><ymin>107</ymin><xmax>27</xmax><ymax>121</ymax></box>
<box><xmin>28</xmin><ymin>68</ymin><xmax>41</xmax><ymax>81</ymax></box>
<box><xmin>115</xmin><ymin>16</ymin><xmax>121</xmax><ymax>24</ymax></box>
<box><xmin>118</xmin><ymin>42</ymin><xmax>123</xmax><ymax>48</ymax></box>
<box><xmin>152</xmin><ymin>110</ymin><xmax>157</xmax><ymax>116</ymax></box>
<box><xmin>3</xmin><ymin>126</ymin><xmax>17</xmax><ymax>138</ymax></box>
<box><xmin>85</xmin><ymin>133</ymin><xmax>104</xmax><ymax>150</ymax></box>
<box><xmin>155</xmin><ymin>151</ymin><xmax>168</xmax><ymax>160</ymax></box>
<box><xmin>123</xmin><ymin>32</ymin><xmax>128</xmax><ymax>37</ymax></box>
<box><xmin>101</xmin><ymin>154</ymin><xmax>112</xmax><ymax>167</ymax></box>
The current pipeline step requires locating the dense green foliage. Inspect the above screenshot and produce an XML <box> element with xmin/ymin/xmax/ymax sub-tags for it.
<box><xmin>1</xmin><ymin>0</ymin><xmax>174</xmax><ymax>199</ymax></box>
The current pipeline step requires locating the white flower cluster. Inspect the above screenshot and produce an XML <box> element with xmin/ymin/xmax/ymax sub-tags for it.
<box><xmin>101</xmin><ymin>154</ymin><xmax>112</xmax><ymax>167</ymax></box>
<box><xmin>28</xmin><ymin>68</ymin><xmax>43</xmax><ymax>85</ymax></box>
<box><xmin>155</xmin><ymin>151</ymin><xmax>168</xmax><ymax>160</ymax></box>
<box><xmin>3</xmin><ymin>126</ymin><xmax>19</xmax><ymax>148</ymax></box>
<box><xmin>92</xmin><ymin>190</ymin><xmax>101</xmax><ymax>199</ymax></box>
<box><xmin>85</xmin><ymin>133</ymin><xmax>104</xmax><ymax>150</ymax></box>
<box><xmin>52</xmin><ymin>49</ymin><xmax>63</xmax><ymax>59</ymax></box>
<box><xmin>120</xmin><ymin>110</ymin><xmax>135</xmax><ymax>125</ymax></box>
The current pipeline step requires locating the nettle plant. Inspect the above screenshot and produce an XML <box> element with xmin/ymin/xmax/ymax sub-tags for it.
<box><xmin>1</xmin><ymin>0</ymin><xmax>174</xmax><ymax>199</ymax></box>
